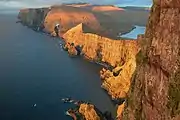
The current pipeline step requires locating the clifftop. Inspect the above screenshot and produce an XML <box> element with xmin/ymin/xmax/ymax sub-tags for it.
<box><xmin>44</xmin><ymin>5</ymin><xmax>102</xmax><ymax>35</ymax></box>
<box><xmin>18</xmin><ymin>4</ymin><xmax>149</xmax><ymax>39</ymax></box>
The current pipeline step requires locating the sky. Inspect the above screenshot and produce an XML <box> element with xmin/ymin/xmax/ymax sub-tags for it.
<box><xmin>0</xmin><ymin>0</ymin><xmax>152</xmax><ymax>10</ymax></box>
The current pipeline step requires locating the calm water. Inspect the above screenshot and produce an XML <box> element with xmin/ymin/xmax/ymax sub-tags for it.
<box><xmin>0</xmin><ymin>14</ymin><xmax>115</xmax><ymax>120</ymax></box>
<box><xmin>120</xmin><ymin>25</ymin><xmax>146</xmax><ymax>39</ymax></box>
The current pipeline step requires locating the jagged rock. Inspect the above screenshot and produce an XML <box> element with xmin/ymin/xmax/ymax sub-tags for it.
<box><xmin>68</xmin><ymin>45</ymin><xmax>78</xmax><ymax>56</ymax></box>
<box><xmin>100</xmin><ymin>68</ymin><xmax>113</xmax><ymax>80</ymax></box>
<box><xmin>18</xmin><ymin>8</ymin><xmax>49</xmax><ymax>31</ymax></box>
<box><xmin>117</xmin><ymin>102</ymin><xmax>125</xmax><ymax>120</ymax></box>
<box><xmin>79</xmin><ymin>104</ymin><xmax>101</xmax><ymax>120</ymax></box>
<box><xmin>50</xmin><ymin>31</ymin><xmax>56</xmax><ymax>37</ymax></box>
<box><xmin>63</xmin><ymin>23</ymin><xmax>138</xmax><ymax>119</ymax></box>
<box><xmin>122</xmin><ymin>0</ymin><xmax>180</xmax><ymax>120</ymax></box>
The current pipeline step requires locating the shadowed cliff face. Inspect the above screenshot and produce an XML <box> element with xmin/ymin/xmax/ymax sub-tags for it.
<box><xmin>18</xmin><ymin>8</ymin><xmax>50</xmax><ymax>30</ymax></box>
<box><xmin>121</xmin><ymin>0</ymin><xmax>180</xmax><ymax>120</ymax></box>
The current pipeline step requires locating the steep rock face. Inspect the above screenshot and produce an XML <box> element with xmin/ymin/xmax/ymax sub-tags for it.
<box><xmin>18</xmin><ymin>8</ymin><xmax>49</xmax><ymax>29</ymax></box>
<box><xmin>63</xmin><ymin>23</ymin><xmax>139</xmax><ymax>99</ymax></box>
<box><xmin>122</xmin><ymin>0</ymin><xmax>180</xmax><ymax>120</ymax></box>
<box><xmin>79</xmin><ymin>104</ymin><xmax>101</xmax><ymax>120</ymax></box>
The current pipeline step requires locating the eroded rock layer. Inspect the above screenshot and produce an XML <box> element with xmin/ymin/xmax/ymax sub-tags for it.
<box><xmin>63</xmin><ymin>23</ymin><xmax>139</xmax><ymax>100</ymax></box>
<box><xmin>122</xmin><ymin>0</ymin><xmax>180</xmax><ymax>120</ymax></box>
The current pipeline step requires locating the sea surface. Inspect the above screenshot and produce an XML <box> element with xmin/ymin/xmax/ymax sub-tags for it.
<box><xmin>0</xmin><ymin>14</ymin><xmax>116</xmax><ymax>120</ymax></box>
<box><xmin>120</xmin><ymin>25</ymin><xmax>146</xmax><ymax>39</ymax></box>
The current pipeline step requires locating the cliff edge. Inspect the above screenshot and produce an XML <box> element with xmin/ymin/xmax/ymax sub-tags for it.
<box><xmin>18</xmin><ymin>4</ymin><xmax>149</xmax><ymax>39</ymax></box>
<box><xmin>63</xmin><ymin>23</ymin><xmax>139</xmax><ymax>119</ymax></box>
<box><xmin>121</xmin><ymin>0</ymin><xmax>180</xmax><ymax>120</ymax></box>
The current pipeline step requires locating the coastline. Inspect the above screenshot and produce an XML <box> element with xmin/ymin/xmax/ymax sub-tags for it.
<box><xmin>17</xmin><ymin>4</ymin><xmax>145</xmax><ymax>119</ymax></box>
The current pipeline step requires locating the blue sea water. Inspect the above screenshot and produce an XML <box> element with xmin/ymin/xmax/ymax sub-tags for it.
<box><xmin>0</xmin><ymin>14</ymin><xmax>115</xmax><ymax>120</ymax></box>
<box><xmin>120</xmin><ymin>25</ymin><xmax>146</xmax><ymax>39</ymax></box>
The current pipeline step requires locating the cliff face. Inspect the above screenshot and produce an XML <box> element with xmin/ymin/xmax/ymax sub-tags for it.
<box><xmin>63</xmin><ymin>23</ymin><xmax>139</xmax><ymax>100</ymax></box>
<box><xmin>79</xmin><ymin>104</ymin><xmax>101</xmax><ymax>120</ymax></box>
<box><xmin>63</xmin><ymin>23</ymin><xmax>139</xmax><ymax>119</ymax></box>
<box><xmin>18</xmin><ymin>8</ymin><xmax>49</xmax><ymax>30</ymax></box>
<box><xmin>122</xmin><ymin>0</ymin><xmax>180</xmax><ymax>120</ymax></box>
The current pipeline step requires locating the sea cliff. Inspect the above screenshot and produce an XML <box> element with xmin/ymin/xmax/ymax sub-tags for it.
<box><xmin>63</xmin><ymin>23</ymin><xmax>139</xmax><ymax>100</ymax></box>
<box><xmin>121</xmin><ymin>0</ymin><xmax>180</xmax><ymax>120</ymax></box>
<box><xmin>18</xmin><ymin>4</ymin><xmax>148</xmax><ymax>119</ymax></box>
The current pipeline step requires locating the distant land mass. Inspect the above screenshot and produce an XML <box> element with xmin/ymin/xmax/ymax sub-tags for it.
<box><xmin>120</xmin><ymin>6</ymin><xmax>150</xmax><ymax>11</ymax></box>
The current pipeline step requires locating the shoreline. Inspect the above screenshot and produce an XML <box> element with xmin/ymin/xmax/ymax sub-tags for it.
<box><xmin>17</xmin><ymin>6</ymin><xmax>141</xmax><ymax>119</ymax></box>
<box><xmin>17</xmin><ymin>21</ymin><xmax>135</xmax><ymax>119</ymax></box>
<box><xmin>18</xmin><ymin>22</ymin><xmax>120</xmax><ymax>119</ymax></box>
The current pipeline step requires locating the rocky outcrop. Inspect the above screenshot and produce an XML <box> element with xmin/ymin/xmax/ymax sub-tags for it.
<box><xmin>121</xmin><ymin>0</ymin><xmax>180</xmax><ymax>120</ymax></box>
<box><xmin>79</xmin><ymin>104</ymin><xmax>101</xmax><ymax>120</ymax></box>
<box><xmin>63</xmin><ymin>23</ymin><xmax>139</xmax><ymax>118</ymax></box>
<box><xmin>18</xmin><ymin>8</ymin><xmax>50</xmax><ymax>31</ymax></box>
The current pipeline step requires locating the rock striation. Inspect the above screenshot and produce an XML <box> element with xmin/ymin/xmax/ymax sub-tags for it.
<box><xmin>63</xmin><ymin>23</ymin><xmax>139</xmax><ymax>119</ymax></box>
<box><xmin>121</xmin><ymin>0</ymin><xmax>180</xmax><ymax>120</ymax></box>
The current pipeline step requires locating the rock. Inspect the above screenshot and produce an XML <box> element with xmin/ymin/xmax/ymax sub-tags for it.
<box><xmin>62</xmin><ymin>43</ymin><xmax>69</xmax><ymax>51</ymax></box>
<box><xmin>122</xmin><ymin>0</ymin><xmax>180</xmax><ymax>120</ymax></box>
<box><xmin>68</xmin><ymin>45</ymin><xmax>78</xmax><ymax>57</ymax></box>
<box><xmin>100</xmin><ymin>68</ymin><xmax>113</xmax><ymax>80</ymax></box>
<box><xmin>63</xmin><ymin>42</ymin><xmax>78</xmax><ymax>56</ymax></box>
<box><xmin>18</xmin><ymin>8</ymin><xmax>50</xmax><ymax>30</ymax></box>
<box><xmin>117</xmin><ymin>102</ymin><xmax>125</xmax><ymax>120</ymax></box>
<box><xmin>63</xmin><ymin>22</ymin><xmax>138</xmax><ymax>119</ymax></box>
<box><xmin>79</xmin><ymin>104</ymin><xmax>101</xmax><ymax>120</ymax></box>
<box><xmin>50</xmin><ymin>31</ymin><xmax>56</xmax><ymax>37</ymax></box>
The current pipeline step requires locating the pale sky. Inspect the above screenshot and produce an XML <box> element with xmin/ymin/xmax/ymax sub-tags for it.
<box><xmin>0</xmin><ymin>0</ymin><xmax>152</xmax><ymax>9</ymax></box>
